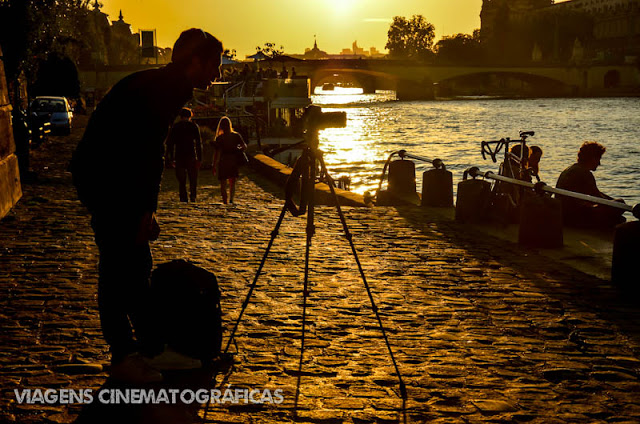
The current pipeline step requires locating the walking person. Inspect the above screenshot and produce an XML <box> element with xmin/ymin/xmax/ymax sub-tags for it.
<box><xmin>213</xmin><ymin>116</ymin><xmax>247</xmax><ymax>204</ymax></box>
<box><xmin>166</xmin><ymin>107</ymin><xmax>202</xmax><ymax>202</ymax></box>
<box><xmin>70</xmin><ymin>29</ymin><xmax>224</xmax><ymax>383</ymax></box>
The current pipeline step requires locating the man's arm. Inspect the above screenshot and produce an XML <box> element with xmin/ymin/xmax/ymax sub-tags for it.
<box><xmin>194</xmin><ymin>123</ymin><xmax>202</xmax><ymax>162</ymax></box>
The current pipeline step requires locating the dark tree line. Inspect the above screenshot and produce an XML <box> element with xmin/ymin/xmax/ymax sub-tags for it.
<box><xmin>386</xmin><ymin>15</ymin><xmax>483</xmax><ymax>64</ymax></box>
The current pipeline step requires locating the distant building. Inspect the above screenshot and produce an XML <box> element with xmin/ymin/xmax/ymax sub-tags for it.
<box><xmin>109</xmin><ymin>11</ymin><xmax>140</xmax><ymax>65</ymax></box>
<box><xmin>551</xmin><ymin>0</ymin><xmax>640</xmax><ymax>43</ymax></box>
<box><xmin>303</xmin><ymin>38</ymin><xmax>329</xmax><ymax>59</ymax></box>
<box><xmin>82</xmin><ymin>2</ymin><xmax>168</xmax><ymax>67</ymax></box>
<box><xmin>339</xmin><ymin>41</ymin><xmax>385</xmax><ymax>58</ymax></box>
<box><xmin>369</xmin><ymin>46</ymin><xmax>385</xmax><ymax>58</ymax></box>
<box><xmin>480</xmin><ymin>0</ymin><xmax>553</xmax><ymax>48</ymax></box>
<box><xmin>480</xmin><ymin>0</ymin><xmax>640</xmax><ymax>62</ymax></box>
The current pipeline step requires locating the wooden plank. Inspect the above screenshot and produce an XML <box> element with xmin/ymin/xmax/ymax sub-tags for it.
<box><xmin>0</xmin><ymin>46</ymin><xmax>9</xmax><ymax>105</ymax></box>
<box><xmin>0</xmin><ymin>105</ymin><xmax>15</xmax><ymax>159</ymax></box>
<box><xmin>0</xmin><ymin>154</ymin><xmax>22</xmax><ymax>219</ymax></box>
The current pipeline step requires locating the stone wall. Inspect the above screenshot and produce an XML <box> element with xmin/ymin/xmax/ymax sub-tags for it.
<box><xmin>0</xmin><ymin>44</ymin><xmax>22</xmax><ymax>219</ymax></box>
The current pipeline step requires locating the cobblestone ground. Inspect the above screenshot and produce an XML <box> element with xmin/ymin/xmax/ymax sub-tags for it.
<box><xmin>1</xmin><ymin>116</ymin><xmax>640</xmax><ymax>424</ymax></box>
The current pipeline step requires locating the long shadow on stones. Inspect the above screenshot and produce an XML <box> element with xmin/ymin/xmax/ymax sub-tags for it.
<box><xmin>243</xmin><ymin>169</ymin><xmax>287</xmax><ymax>201</ymax></box>
<box><xmin>391</xmin><ymin>205</ymin><xmax>640</xmax><ymax>348</ymax></box>
<box><xmin>74</xmin><ymin>365</ymin><xmax>220</xmax><ymax>424</ymax></box>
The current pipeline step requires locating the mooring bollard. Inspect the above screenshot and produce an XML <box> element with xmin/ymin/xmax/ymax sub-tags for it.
<box><xmin>612</xmin><ymin>220</ymin><xmax>640</xmax><ymax>294</ymax></box>
<box><xmin>455</xmin><ymin>167</ymin><xmax>491</xmax><ymax>223</ymax></box>
<box><xmin>388</xmin><ymin>159</ymin><xmax>416</xmax><ymax>195</ymax></box>
<box><xmin>421</xmin><ymin>159</ymin><xmax>453</xmax><ymax>207</ymax></box>
<box><xmin>518</xmin><ymin>191</ymin><xmax>563</xmax><ymax>248</ymax></box>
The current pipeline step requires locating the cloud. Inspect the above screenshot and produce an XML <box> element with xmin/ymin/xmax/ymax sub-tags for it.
<box><xmin>363</xmin><ymin>18</ymin><xmax>392</xmax><ymax>23</ymax></box>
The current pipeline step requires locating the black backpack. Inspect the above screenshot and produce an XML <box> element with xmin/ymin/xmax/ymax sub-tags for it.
<box><xmin>150</xmin><ymin>260</ymin><xmax>222</xmax><ymax>361</ymax></box>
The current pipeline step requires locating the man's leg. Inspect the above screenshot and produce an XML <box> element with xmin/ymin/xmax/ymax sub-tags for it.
<box><xmin>229</xmin><ymin>177</ymin><xmax>237</xmax><ymax>203</ymax></box>
<box><xmin>175</xmin><ymin>166</ymin><xmax>188</xmax><ymax>202</ymax></box>
<box><xmin>220</xmin><ymin>180</ymin><xmax>228</xmax><ymax>204</ymax></box>
<box><xmin>188</xmin><ymin>163</ymin><xmax>198</xmax><ymax>202</ymax></box>
<box><xmin>92</xmin><ymin>214</ymin><xmax>160</xmax><ymax>363</ymax></box>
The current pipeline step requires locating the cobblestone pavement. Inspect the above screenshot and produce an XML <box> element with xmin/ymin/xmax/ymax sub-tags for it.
<box><xmin>1</xmin><ymin>116</ymin><xmax>640</xmax><ymax>424</ymax></box>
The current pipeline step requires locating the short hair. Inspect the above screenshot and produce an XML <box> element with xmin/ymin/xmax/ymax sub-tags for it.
<box><xmin>172</xmin><ymin>28</ymin><xmax>223</xmax><ymax>66</ymax></box>
<box><xmin>511</xmin><ymin>144</ymin><xmax>529</xmax><ymax>161</ymax></box>
<box><xmin>578</xmin><ymin>141</ymin><xmax>606</xmax><ymax>163</ymax></box>
<box><xmin>179</xmin><ymin>107</ymin><xmax>192</xmax><ymax>119</ymax></box>
<box><xmin>530</xmin><ymin>145</ymin><xmax>542</xmax><ymax>156</ymax></box>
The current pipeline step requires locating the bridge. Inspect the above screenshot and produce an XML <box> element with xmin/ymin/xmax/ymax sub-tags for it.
<box><xmin>282</xmin><ymin>59</ymin><xmax>640</xmax><ymax>100</ymax></box>
<box><xmin>78</xmin><ymin>59</ymin><xmax>640</xmax><ymax>101</ymax></box>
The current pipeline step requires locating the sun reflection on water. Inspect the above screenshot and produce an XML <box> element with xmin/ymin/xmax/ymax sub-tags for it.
<box><xmin>309</xmin><ymin>94</ymin><xmax>640</xmax><ymax>204</ymax></box>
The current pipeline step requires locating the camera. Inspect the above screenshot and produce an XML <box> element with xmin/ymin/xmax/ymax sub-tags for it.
<box><xmin>303</xmin><ymin>105</ymin><xmax>347</xmax><ymax>132</ymax></box>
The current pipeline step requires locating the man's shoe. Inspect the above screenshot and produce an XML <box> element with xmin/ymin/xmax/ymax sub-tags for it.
<box><xmin>147</xmin><ymin>347</ymin><xmax>202</xmax><ymax>371</ymax></box>
<box><xmin>110</xmin><ymin>352</ymin><xmax>163</xmax><ymax>384</ymax></box>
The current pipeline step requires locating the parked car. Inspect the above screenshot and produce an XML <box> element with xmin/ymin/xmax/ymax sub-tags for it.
<box><xmin>30</xmin><ymin>96</ymin><xmax>73</xmax><ymax>135</ymax></box>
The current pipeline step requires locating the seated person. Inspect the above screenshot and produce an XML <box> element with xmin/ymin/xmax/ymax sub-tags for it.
<box><xmin>556</xmin><ymin>141</ymin><xmax>626</xmax><ymax>228</ymax></box>
<box><xmin>495</xmin><ymin>144</ymin><xmax>529</xmax><ymax>207</ymax></box>
<box><xmin>528</xmin><ymin>146</ymin><xmax>543</xmax><ymax>181</ymax></box>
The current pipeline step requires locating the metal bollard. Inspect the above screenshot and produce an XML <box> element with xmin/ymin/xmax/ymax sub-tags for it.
<box><xmin>518</xmin><ymin>192</ymin><xmax>563</xmax><ymax>248</ymax></box>
<box><xmin>455</xmin><ymin>168</ymin><xmax>491</xmax><ymax>223</ymax></box>
<box><xmin>612</xmin><ymin>220</ymin><xmax>640</xmax><ymax>295</ymax></box>
<box><xmin>388</xmin><ymin>159</ymin><xmax>416</xmax><ymax>195</ymax></box>
<box><xmin>421</xmin><ymin>159</ymin><xmax>453</xmax><ymax>207</ymax></box>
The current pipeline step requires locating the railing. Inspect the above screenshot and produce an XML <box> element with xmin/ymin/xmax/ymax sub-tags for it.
<box><xmin>377</xmin><ymin>149</ymin><xmax>445</xmax><ymax>192</ymax></box>
<box><xmin>465</xmin><ymin>166</ymin><xmax>640</xmax><ymax>218</ymax></box>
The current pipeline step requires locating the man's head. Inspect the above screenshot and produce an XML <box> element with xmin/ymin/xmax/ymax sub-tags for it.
<box><xmin>178</xmin><ymin>107</ymin><xmax>193</xmax><ymax>120</ymax></box>
<box><xmin>172</xmin><ymin>28</ymin><xmax>223</xmax><ymax>89</ymax></box>
<box><xmin>578</xmin><ymin>141</ymin><xmax>606</xmax><ymax>171</ymax></box>
<box><xmin>529</xmin><ymin>145</ymin><xmax>543</xmax><ymax>164</ymax></box>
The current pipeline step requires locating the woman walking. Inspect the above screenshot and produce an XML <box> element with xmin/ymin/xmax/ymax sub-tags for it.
<box><xmin>213</xmin><ymin>116</ymin><xmax>247</xmax><ymax>204</ymax></box>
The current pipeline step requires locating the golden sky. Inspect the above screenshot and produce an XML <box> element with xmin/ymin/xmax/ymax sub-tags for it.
<box><xmin>101</xmin><ymin>0</ymin><xmax>482</xmax><ymax>58</ymax></box>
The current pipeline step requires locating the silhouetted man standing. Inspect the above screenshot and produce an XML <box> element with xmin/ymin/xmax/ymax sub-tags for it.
<box><xmin>166</xmin><ymin>107</ymin><xmax>202</xmax><ymax>202</ymax></box>
<box><xmin>70</xmin><ymin>29</ymin><xmax>223</xmax><ymax>383</ymax></box>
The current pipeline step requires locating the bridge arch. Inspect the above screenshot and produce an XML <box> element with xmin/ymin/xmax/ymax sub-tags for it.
<box><xmin>309</xmin><ymin>68</ymin><xmax>398</xmax><ymax>94</ymax></box>
<box><xmin>433</xmin><ymin>71</ymin><xmax>575</xmax><ymax>97</ymax></box>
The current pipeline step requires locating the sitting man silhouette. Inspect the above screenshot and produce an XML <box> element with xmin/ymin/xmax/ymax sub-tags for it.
<box><xmin>70</xmin><ymin>29</ymin><xmax>224</xmax><ymax>383</ymax></box>
<box><xmin>556</xmin><ymin>141</ymin><xmax>626</xmax><ymax>228</ymax></box>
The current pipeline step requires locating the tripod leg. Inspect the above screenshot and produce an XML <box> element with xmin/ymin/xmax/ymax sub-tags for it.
<box><xmin>294</xmin><ymin>154</ymin><xmax>316</xmax><ymax>413</ymax></box>
<box><xmin>223</xmin><ymin>204</ymin><xmax>289</xmax><ymax>354</ymax></box>
<box><xmin>318</xmin><ymin>157</ymin><xmax>407</xmax><ymax>399</ymax></box>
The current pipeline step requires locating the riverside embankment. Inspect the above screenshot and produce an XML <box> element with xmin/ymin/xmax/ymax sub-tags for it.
<box><xmin>1</xmin><ymin>115</ymin><xmax>640</xmax><ymax>423</ymax></box>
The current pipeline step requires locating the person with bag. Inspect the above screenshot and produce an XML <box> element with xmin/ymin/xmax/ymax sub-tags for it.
<box><xmin>212</xmin><ymin>116</ymin><xmax>247</xmax><ymax>204</ymax></box>
<box><xmin>69</xmin><ymin>29</ymin><xmax>224</xmax><ymax>383</ymax></box>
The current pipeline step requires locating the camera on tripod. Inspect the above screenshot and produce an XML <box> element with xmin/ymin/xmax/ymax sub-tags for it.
<box><xmin>302</xmin><ymin>105</ymin><xmax>347</xmax><ymax>133</ymax></box>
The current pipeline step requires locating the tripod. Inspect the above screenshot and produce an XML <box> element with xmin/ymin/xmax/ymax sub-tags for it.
<box><xmin>223</xmin><ymin>113</ymin><xmax>407</xmax><ymax>409</ymax></box>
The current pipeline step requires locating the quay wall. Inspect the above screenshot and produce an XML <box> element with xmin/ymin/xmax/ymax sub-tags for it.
<box><xmin>250</xmin><ymin>153</ymin><xmax>368</xmax><ymax>207</ymax></box>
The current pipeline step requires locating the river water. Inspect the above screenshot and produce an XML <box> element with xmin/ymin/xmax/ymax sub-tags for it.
<box><xmin>312</xmin><ymin>90</ymin><xmax>640</xmax><ymax>206</ymax></box>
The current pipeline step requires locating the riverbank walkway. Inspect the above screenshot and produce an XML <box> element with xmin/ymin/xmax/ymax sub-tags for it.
<box><xmin>1</xmin><ymin>116</ymin><xmax>640</xmax><ymax>423</ymax></box>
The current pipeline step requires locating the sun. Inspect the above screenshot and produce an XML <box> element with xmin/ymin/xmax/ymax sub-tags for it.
<box><xmin>326</xmin><ymin>0</ymin><xmax>355</xmax><ymax>17</ymax></box>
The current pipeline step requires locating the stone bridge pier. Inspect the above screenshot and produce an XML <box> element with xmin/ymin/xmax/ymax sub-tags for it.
<box><xmin>395</xmin><ymin>78</ymin><xmax>435</xmax><ymax>101</ymax></box>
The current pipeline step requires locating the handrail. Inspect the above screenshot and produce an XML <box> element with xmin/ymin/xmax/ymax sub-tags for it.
<box><xmin>465</xmin><ymin>166</ymin><xmax>639</xmax><ymax>218</ymax></box>
<box><xmin>223</xmin><ymin>81</ymin><xmax>245</xmax><ymax>102</ymax></box>
<box><xmin>377</xmin><ymin>150</ymin><xmax>446</xmax><ymax>193</ymax></box>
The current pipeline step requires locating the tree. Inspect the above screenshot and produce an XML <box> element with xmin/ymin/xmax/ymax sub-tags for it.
<box><xmin>435</xmin><ymin>30</ymin><xmax>484</xmax><ymax>64</ymax></box>
<box><xmin>386</xmin><ymin>15</ymin><xmax>435</xmax><ymax>60</ymax></box>
<box><xmin>0</xmin><ymin>0</ymin><xmax>91</xmax><ymax>93</ymax></box>
<box><xmin>255</xmin><ymin>42</ymin><xmax>284</xmax><ymax>58</ymax></box>
<box><xmin>223</xmin><ymin>49</ymin><xmax>237</xmax><ymax>61</ymax></box>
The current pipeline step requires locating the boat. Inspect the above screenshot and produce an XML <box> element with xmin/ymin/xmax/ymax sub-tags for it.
<box><xmin>190</xmin><ymin>77</ymin><xmax>312</xmax><ymax>167</ymax></box>
<box><xmin>321</xmin><ymin>83</ymin><xmax>335</xmax><ymax>91</ymax></box>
